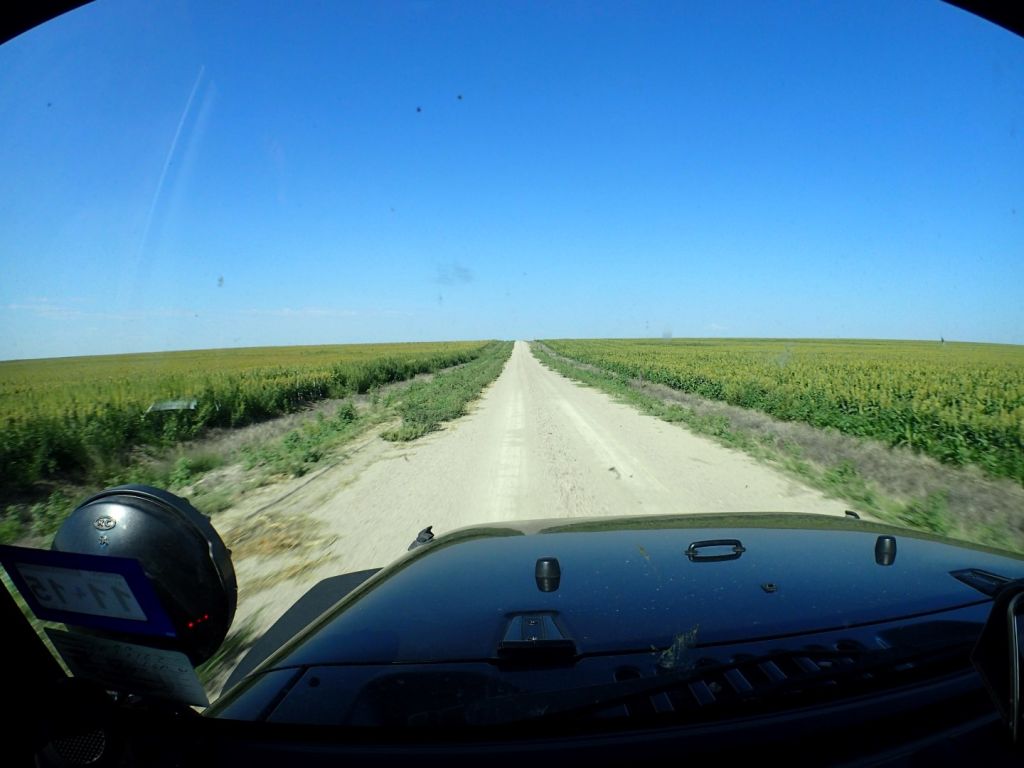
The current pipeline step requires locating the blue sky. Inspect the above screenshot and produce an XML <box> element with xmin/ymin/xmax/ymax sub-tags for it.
<box><xmin>0</xmin><ymin>1</ymin><xmax>1021</xmax><ymax>359</ymax></box>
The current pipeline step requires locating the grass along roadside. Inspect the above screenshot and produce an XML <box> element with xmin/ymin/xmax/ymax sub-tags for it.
<box><xmin>383</xmin><ymin>341</ymin><xmax>514</xmax><ymax>441</ymax></box>
<box><xmin>1</xmin><ymin>341</ymin><xmax>493</xmax><ymax>496</ymax></box>
<box><xmin>239</xmin><ymin>339</ymin><xmax>513</xmax><ymax>477</ymax></box>
<box><xmin>541</xmin><ymin>338</ymin><xmax>1024</xmax><ymax>484</ymax></box>
<box><xmin>531</xmin><ymin>343</ymin><xmax>1024</xmax><ymax>554</ymax></box>
<box><xmin>1</xmin><ymin>342</ymin><xmax>514</xmax><ymax>545</ymax></box>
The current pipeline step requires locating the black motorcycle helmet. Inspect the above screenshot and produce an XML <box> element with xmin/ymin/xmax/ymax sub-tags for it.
<box><xmin>51</xmin><ymin>485</ymin><xmax>237</xmax><ymax>666</ymax></box>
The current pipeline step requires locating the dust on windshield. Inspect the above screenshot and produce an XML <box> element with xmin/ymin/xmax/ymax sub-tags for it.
<box><xmin>1</xmin><ymin>1</ymin><xmax>1021</xmax><ymax>693</ymax></box>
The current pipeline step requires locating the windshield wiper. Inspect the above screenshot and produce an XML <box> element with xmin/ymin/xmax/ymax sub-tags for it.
<box><xmin>409</xmin><ymin>641</ymin><xmax>973</xmax><ymax>727</ymax></box>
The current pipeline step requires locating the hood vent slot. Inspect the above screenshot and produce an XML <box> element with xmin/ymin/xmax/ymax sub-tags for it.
<box><xmin>613</xmin><ymin>637</ymin><xmax>969</xmax><ymax>721</ymax></box>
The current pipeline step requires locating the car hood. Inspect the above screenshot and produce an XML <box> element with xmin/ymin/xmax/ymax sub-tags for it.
<box><xmin>259</xmin><ymin>513</ymin><xmax>1024</xmax><ymax>669</ymax></box>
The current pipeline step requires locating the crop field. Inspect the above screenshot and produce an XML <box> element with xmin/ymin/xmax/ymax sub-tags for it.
<box><xmin>0</xmin><ymin>341</ymin><xmax>492</xmax><ymax>491</ymax></box>
<box><xmin>542</xmin><ymin>339</ymin><xmax>1024</xmax><ymax>484</ymax></box>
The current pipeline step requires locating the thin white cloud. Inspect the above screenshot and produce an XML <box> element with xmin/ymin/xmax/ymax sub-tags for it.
<box><xmin>5</xmin><ymin>299</ymin><xmax>85</xmax><ymax>319</ymax></box>
<box><xmin>4</xmin><ymin>300</ymin><xmax>197</xmax><ymax>321</ymax></box>
<box><xmin>240</xmin><ymin>307</ymin><xmax>359</xmax><ymax>318</ymax></box>
<box><xmin>5</xmin><ymin>301</ymin><xmax>372</xmax><ymax>322</ymax></box>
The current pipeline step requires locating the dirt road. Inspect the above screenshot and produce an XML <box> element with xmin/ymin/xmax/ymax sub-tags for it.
<box><xmin>340</xmin><ymin>340</ymin><xmax>851</xmax><ymax>530</ymax></box>
<box><xmin>219</xmin><ymin>340</ymin><xmax>849</xmax><ymax>649</ymax></box>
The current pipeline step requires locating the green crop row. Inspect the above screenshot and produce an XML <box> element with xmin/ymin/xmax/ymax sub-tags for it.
<box><xmin>542</xmin><ymin>338</ymin><xmax>1024</xmax><ymax>484</ymax></box>
<box><xmin>0</xmin><ymin>341</ymin><xmax>490</xmax><ymax>491</ymax></box>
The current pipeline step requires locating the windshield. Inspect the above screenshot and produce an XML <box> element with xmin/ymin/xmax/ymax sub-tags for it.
<box><xmin>1</xmin><ymin>0</ymin><xmax>1022</xmax><ymax>713</ymax></box>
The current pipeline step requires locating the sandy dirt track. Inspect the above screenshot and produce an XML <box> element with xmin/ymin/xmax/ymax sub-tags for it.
<box><xmin>343</xmin><ymin>340</ymin><xmax>852</xmax><ymax>531</ymax></box>
<box><xmin>222</xmin><ymin>341</ymin><xmax>849</xmax><ymax>641</ymax></box>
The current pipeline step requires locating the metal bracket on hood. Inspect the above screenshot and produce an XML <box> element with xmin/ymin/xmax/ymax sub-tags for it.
<box><xmin>498</xmin><ymin>613</ymin><xmax>576</xmax><ymax>661</ymax></box>
<box><xmin>408</xmin><ymin>526</ymin><xmax>434</xmax><ymax>551</ymax></box>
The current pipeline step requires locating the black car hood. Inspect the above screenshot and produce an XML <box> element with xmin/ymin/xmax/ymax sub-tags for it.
<box><xmin>259</xmin><ymin>514</ymin><xmax>1024</xmax><ymax>669</ymax></box>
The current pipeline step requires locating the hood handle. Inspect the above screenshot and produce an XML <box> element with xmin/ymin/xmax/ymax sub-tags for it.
<box><xmin>686</xmin><ymin>539</ymin><xmax>746</xmax><ymax>562</ymax></box>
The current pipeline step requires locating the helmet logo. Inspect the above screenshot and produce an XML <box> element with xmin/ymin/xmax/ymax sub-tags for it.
<box><xmin>94</xmin><ymin>516</ymin><xmax>116</xmax><ymax>531</ymax></box>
